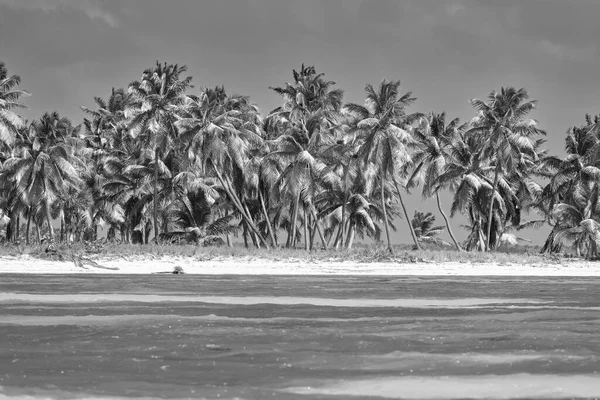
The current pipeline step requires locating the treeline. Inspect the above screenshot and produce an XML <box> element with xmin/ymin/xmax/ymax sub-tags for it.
<box><xmin>0</xmin><ymin>61</ymin><xmax>598</xmax><ymax>257</ymax></box>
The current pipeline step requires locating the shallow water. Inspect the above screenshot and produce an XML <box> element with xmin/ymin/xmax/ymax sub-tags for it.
<box><xmin>0</xmin><ymin>274</ymin><xmax>599</xmax><ymax>399</ymax></box>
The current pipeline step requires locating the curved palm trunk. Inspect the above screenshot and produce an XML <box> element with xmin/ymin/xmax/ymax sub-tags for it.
<box><xmin>287</xmin><ymin>192</ymin><xmax>301</xmax><ymax>248</ymax></box>
<box><xmin>435</xmin><ymin>192</ymin><xmax>462</xmax><ymax>251</ymax></box>
<box><xmin>210</xmin><ymin>160</ymin><xmax>269</xmax><ymax>248</ymax></box>
<box><xmin>258</xmin><ymin>189</ymin><xmax>277</xmax><ymax>246</ymax></box>
<box><xmin>25</xmin><ymin>209</ymin><xmax>31</xmax><ymax>245</ymax></box>
<box><xmin>45</xmin><ymin>203</ymin><xmax>54</xmax><ymax>243</ymax></box>
<box><xmin>541</xmin><ymin>225</ymin><xmax>562</xmax><ymax>254</ymax></box>
<box><xmin>153</xmin><ymin>148</ymin><xmax>160</xmax><ymax>244</ymax></box>
<box><xmin>392</xmin><ymin>177</ymin><xmax>420</xmax><ymax>251</ymax></box>
<box><xmin>340</xmin><ymin>164</ymin><xmax>350</xmax><ymax>251</ymax></box>
<box><xmin>486</xmin><ymin>165</ymin><xmax>501</xmax><ymax>251</ymax></box>
<box><xmin>303</xmin><ymin>206</ymin><xmax>309</xmax><ymax>251</ymax></box>
<box><xmin>381</xmin><ymin>170</ymin><xmax>394</xmax><ymax>254</ymax></box>
<box><xmin>242</xmin><ymin>202</ymin><xmax>260</xmax><ymax>248</ymax></box>
<box><xmin>345</xmin><ymin>222</ymin><xmax>356</xmax><ymax>249</ymax></box>
<box><xmin>309</xmin><ymin>203</ymin><xmax>328</xmax><ymax>250</ymax></box>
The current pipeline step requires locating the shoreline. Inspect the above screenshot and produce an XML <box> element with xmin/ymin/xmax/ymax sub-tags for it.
<box><xmin>1</xmin><ymin>255</ymin><xmax>600</xmax><ymax>276</ymax></box>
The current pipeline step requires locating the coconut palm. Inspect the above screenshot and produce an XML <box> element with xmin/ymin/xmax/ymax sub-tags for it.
<box><xmin>127</xmin><ymin>62</ymin><xmax>192</xmax><ymax>242</ymax></box>
<box><xmin>3</xmin><ymin>113</ymin><xmax>82</xmax><ymax>242</ymax></box>
<box><xmin>409</xmin><ymin>112</ymin><xmax>464</xmax><ymax>250</ymax></box>
<box><xmin>411</xmin><ymin>210</ymin><xmax>448</xmax><ymax>248</ymax></box>
<box><xmin>344</xmin><ymin>80</ymin><xmax>421</xmax><ymax>253</ymax></box>
<box><xmin>540</xmin><ymin>114</ymin><xmax>600</xmax><ymax>253</ymax></box>
<box><xmin>0</xmin><ymin>61</ymin><xmax>29</xmax><ymax>147</ymax></box>
<box><xmin>268</xmin><ymin>65</ymin><xmax>343</xmax><ymax>249</ymax></box>
<box><xmin>467</xmin><ymin>87</ymin><xmax>546</xmax><ymax>251</ymax></box>
<box><xmin>176</xmin><ymin>86</ymin><xmax>269</xmax><ymax>247</ymax></box>
<box><xmin>553</xmin><ymin>182</ymin><xmax>600</xmax><ymax>259</ymax></box>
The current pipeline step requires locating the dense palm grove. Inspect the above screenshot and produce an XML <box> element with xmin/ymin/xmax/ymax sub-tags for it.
<box><xmin>1</xmin><ymin>60</ymin><xmax>599</xmax><ymax>256</ymax></box>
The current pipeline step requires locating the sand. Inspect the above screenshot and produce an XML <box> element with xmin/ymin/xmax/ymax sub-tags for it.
<box><xmin>1</xmin><ymin>254</ymin><xmax>600</xmax><ymax>275</ymax></box>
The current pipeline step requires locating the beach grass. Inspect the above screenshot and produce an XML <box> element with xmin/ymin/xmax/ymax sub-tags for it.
<box><xmin>0</xmin><ymin>241</ymin><xmax>565</xmax><ymax>265</ymax></box>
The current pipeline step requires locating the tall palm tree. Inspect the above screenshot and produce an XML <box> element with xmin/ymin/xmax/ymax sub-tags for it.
<box><xmin>176</xmin><ymin>86</ymin><xmax>269</xmax><ymax>247</ymax></box>
<box><xmin>268</xmin><ymin>65</ymin><xmax>343</xmax><ymax>249</ymax></box>
<box><xmin>0</xmin><ymin>61</ymin><xmax>29</xmax><ymax>147</ymax></box>
<box><xmin>128</xmin><ymin>62</ymin><xmax>192</xmax><ymax>242</ymax></box>
<box><xmin>409</xmin><ymin>112</ymin><xmax>463</xmax><ymax>250</ymax></box>
<box><xmin>3</xmin><ymin>113</ymin><xmax>82</xmax><ymax>242</ymax></box>
<box><xmin>468</xmin><ymin>87</ymin><xmax>545</xmax><ymax>251</ymax></box>
<box><xmin>345</xmin><ymin>80</ymin><xmax>421</xmax><ymax>253</ymax></box>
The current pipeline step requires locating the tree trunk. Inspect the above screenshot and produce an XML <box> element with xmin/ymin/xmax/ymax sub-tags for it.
<box><xmin>303</xmin><ymin>206</ymin><xmax>309</xmax><ymax>251</ymax></box>
<box><xmin>242</xmin><ymin>223</ymin><xmax>249</xmax><ymax>248</ymax></box>
<box><xmin>486</xmin><ymin>165</ymin><xmax>501</xmax><ymax>251</ymax></box>
<box><xmin>153</xmin><ymin>148</ymin><xmax>160</xmax><ymax>244</ymax></box>
<box><xmin>340</xmin><ymin>164</ymin><xmax>349</xmax><ymax>249</ymax></box>
<box><xmin>436</xmin><ymin>192</ymin><xmax>462</xmax><ymax>251</ymax></box>
<box><xmin>381</xmin><ymin>171</ymin><xmax>394</xmax><ymax>254</ymax></box>
<box><xmin>25</xmin><ymin>210</ymin><xmax>31</xmax><ymax>245</ymax></box>
<box><xmin>309</xmin><ymin>219</ymin><xmax>317</xmax><ymax>251</ymax></box>
<box><xmin>287</xmin><ymin>192</ymin><xmax>301</xmax><ymax>248</ymax></box>
<box><xmin>242</xmin><ymin>201</ymin><xmax>260</xmax><ymax>248</ymax></box>
<box><xmin>309</xmin><ymin>203</ymin><xmax>328</xmax><ymax>250</ymax></box>
<box><xmin>346</xmin><ymin>223</ymin><xmax>356</xmax><ymax>249</ymax></box>
<box><xmin>258</xmin><ymin>189</ymin><xmax>277</xmax><ymax>246</ymax></box>
<box><xmin>36</xmin><ymin>224</ymin><xmax>41</xmax><ymax>244</ymax></box>
<box><xmin>15</xmin><ymin>215</ymin><xmax>20</xmax><ymax>243</ymax></box>
<box><xmin>46</xmin><ymin>203</ymin><xmax>54</xmax><ymax>243</ymax></box>
<box><xmin>210</xmin><ymin>160</ymin><xmax>268</xmax><ymax>248</ymax></box>
<box><xmin>60</xmin><ymin>215</ymin><xmax>64</xmax><ymax>244</ymax></box>
<box><xmin>224</xmin><ymin>211</ymin><xmax>233</xmax><ymax>247</ymax></box>
<box><xmin>332</xmin><ymin>222</ymin><xmax>343</xmax><ymax>249</ymax></box>
<box><xmin>392</xmin><ymin>177</ymin><xmax>421</xmax><ymax>251</ymax></box>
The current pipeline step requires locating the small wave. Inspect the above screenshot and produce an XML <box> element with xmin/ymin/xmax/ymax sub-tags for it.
<box><xmin>0</xmin><ymin>293</ymin><xmax>549</xmax><ymax>308</ymax></box>
<box><xmin>281</xmin><ymin>373</ymin><xmax>600</xmax><ymax>399</ymax></box>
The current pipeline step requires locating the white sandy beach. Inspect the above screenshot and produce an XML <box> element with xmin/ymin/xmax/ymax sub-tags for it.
<box><xmin>1</xmin><ymin>255</ymin><xmax>600</xmax><ymax>276</ymax></box>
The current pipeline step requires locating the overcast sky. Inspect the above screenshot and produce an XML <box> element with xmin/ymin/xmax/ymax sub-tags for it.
<box><xmin>1</xmin><ymin>0</ymin><xmax>599</xmax><ymax>244</ymax></box>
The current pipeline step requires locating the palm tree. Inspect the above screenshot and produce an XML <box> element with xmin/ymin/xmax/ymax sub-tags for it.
<box><xmin>3</xmin><ymin>113</ymin><xmax>82</xmax><ymax>242</ymax></box>
<box><xmin>127</xmin><ymin>62</ymin><xmax>192</xmax><ymax>242</ymax></box>
<box><xmin>467</xmin><ymin>87</ymin><xmax>545</xmax><ymax>251</ymax></box>
<box><xmin>0</xmin><ymin>61</ymin><xmax>29</xmax><ymax>147</ymax></box>
<box><xmin>176</xmin><ymin>86</ymin><xmax>269</xmax><ymax>247</ymax></box>
<box><xmin>268</xmin><ymin>65</ymin><xmax>343</xmax><ymax>249</ymax></box>
<box><xmin>344</xmin><ymin>80</ymin><xmax>421</xmax><ymax>253</ymax></box>
<box><xmin>540</xmin><ymin>114</ymin><xmax>600</xmax><ymax>253</ymax></box>
<box><xmin>411</xmin><ymin>210</ymin><xmax>448</xmax><ymax>248</ymax></box>
<box><xmin>553</xmin><ymin>182</ymin><xmax>600</xmax><ymax>259</ymax></box>
<box><xmin>81</xmin><ymin>87</ymin><xmax>130</xmax><ymax>240</ymax></box>
<box><xmin>410</xmin><ymin>112</ymin><xmax>463</xmax><ymax>250</ymax></box>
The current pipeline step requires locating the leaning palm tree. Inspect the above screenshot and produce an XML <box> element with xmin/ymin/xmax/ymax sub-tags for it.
<box><xmin>176</xmin><ymin>86</ymin><xmax>269</xmax><ymax>247</ymax></box>
<box><xmin>345</xmin><ymin>80</ymin><xmax>421</xmax><ymax>253</ymax></box>
<box><xmin>127</xmin><ymin>62</ymin><xmax>193</xmax><ymax>242</ymax></box>
<box><xmin>0</xmin><ymin>61</ymin><xmax>29</xmax><ymax>147</ymax></box>
<box><xmin>411</xmin><ymin>210</ymin><xmax>448</xmax><ymax>248</ymax></box>
<box><xmin>467</xmin><ymin>87</ymin><xmax>546</xmax><ymax>251</ymax></box>
<box><xmin>409</xmin><ymin>112</ymin><xmax>463</xmax><ymax>250</ymax></box>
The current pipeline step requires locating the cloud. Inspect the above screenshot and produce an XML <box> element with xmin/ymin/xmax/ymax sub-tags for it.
<box><xmin>538</xmin><ymin>40</ymin><xmax>597</xmax><ymax>63</ymax></box>
<box><xmin>0</xmin><ymin>0</ymin><xmax>118</xmax><ymax>26</ymax></box>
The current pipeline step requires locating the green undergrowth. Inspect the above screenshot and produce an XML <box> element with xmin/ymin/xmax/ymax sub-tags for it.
<box><xmin>0</xmin><ymin>242</ymin><xmax>570</xmax><ymax>265</ymax></box>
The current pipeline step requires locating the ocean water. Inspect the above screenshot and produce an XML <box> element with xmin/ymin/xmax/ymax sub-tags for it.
<box><xmin>1</xmin><ymin>274</ymin><xmax>599</xmax><ymax>399</ymax></box>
